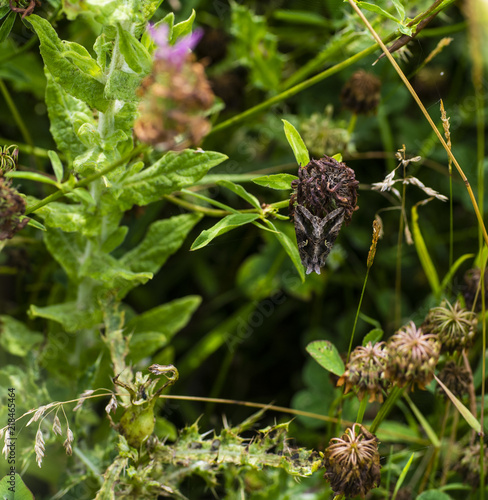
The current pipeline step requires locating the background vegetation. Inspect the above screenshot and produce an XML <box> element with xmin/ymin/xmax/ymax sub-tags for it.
<box><xmin>0</xmin><ymin>0</ymin><xmax>487</xmax><ymax>498</ymax></box>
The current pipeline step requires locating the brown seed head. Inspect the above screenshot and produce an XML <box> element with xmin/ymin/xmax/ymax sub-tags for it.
<box><xmin>436</xmin><ymin>361</ymin><xmax>471</xmax><ymax>400</ymax></box>
<box><xmin>324</xmin><ymin>424</ymin><xmax>381</xmax><ymax>498</ymax></box>
<box><xmin>341</xmin><ymin>70</ymin><xmax>381</xmax><ymax>115</ymax></box>
<box><xmin>337</xmin><ymin>341</ymin><xmax>389</xmax><ymax>403</ymax></box>
<box><xmin>385</xmin><ymin>321</ymin><xmax>440</xmax><ymax>389</ymax></box>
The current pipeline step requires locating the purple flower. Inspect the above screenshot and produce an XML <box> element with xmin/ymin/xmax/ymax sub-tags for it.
<box><xmin>147</xmin><ymin>23</ymin><xmax>203</xmax><ymax>68</ymax></box>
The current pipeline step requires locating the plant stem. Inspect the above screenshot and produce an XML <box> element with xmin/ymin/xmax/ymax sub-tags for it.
<box><xmin>347</xmin><ymin>267</ymin><xmax>370</xmax><ymax>363</ymax></box>
<box><xmin>24</xmin><ymin>145</ymin><xmax>146</xmax><ymax>215</ymax></box>
<box><xmin>370</xmin><ymin>385</ymin><xmax>405</xmax><ymax>434</ymax></box>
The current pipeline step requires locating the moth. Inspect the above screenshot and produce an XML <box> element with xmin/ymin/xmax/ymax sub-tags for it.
<box><xmin>293</xmin><ymin>205</ymin><xmax>345</xmax><ymax>275</ymax></box>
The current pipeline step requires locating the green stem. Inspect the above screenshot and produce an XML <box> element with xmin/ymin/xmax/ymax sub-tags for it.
<box><xmin>24</xmin><ymin>144</ymin><xmax>146</xmax><ymax>215</ymax></box>
<box><xmin>0</xmin><ymin>138</ymin><xmax>54</xmax><ymax>159</ymax></box>
<box><xmin>370</xmin><ymin>385</ymin><xmax>405</xmax><ymax>434</ymax></box>
<box><xmin>165</xmin><ymin>194</ymin><xmax>228</xmax><ymax>217</ymax></box>
<box><xmin>356</xmin><ymin>396</ymin><xmax>368</xmax><ymax>425</ymax></box>
<box><xmin>347</xmin><ymin>267</ymin><xmax>370</xmax><ymax>363</ymax></box>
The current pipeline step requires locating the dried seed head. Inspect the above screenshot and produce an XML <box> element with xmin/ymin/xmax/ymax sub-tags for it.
<box><xmin>0</xmin><ymin>175</ymin><xmax>28</xmax><ymax>240</ymax></box>
<box><xmin>35</xmin><ymin>429</ymin><xmax>45</xmax><ymax>468</ymax></box>
<box><xmin>341</xmin><ymin>70</ymin><xmax>381</xmax><ymax>115</ymax></box>
<box><xmin>436</xmin><ymin>361</ymin><xmax>471</xmax><ymax>400</ymax></box>
<box><xmin>456</xmin><ymin>442</ymin><xmax>488</xmax><ymax>487</ymax></box>
<box><xmin>337</xmin><ymin>342</ymin><xmax>389</xmax><ymax>403</ymax></box>
<box><xmin>367</xmin><ymin>216</ymin><xmax>382</xmax><ymax>268</ymax></box>
<box><xmin>63</xmin><ymin>428</ymin><xmax>74</xmax><ymax>456</ymax></box>
<box><xmin>422</xmin><ymin>299</ymin><xmax>477</xmax><ymax>353</ymax></box>
<box><xmin>52</xmin><ymin>415</ymin><xmax>62</xmax><ymax>436</ymax></box>
<box><xmin>73</xmin><ymin>389</ymin><xmax>95</xmax><ymax>411</ymax></box>
<box><xmin>463</xmin><ymin>267</ymin><xmax>488</xmax><ymax>312</ymax></box>
<box><xmin>324</xmin><ymin>424</ymin><xmax>381</xmax><ymax>498</ymax></box>
<box><xmin>105</xmin><ymin>394</ymin><xmax>118</xmax><ymax>415</ymax></box>
<box><xmin>385</xmin><ymin>321</ymin><xmax>440</xmax><ymax>389</ymax></box>
<box><xmin>26</xmin><ymin>405</ymin><xmax>47</xmax><ymax>426</ymax></box>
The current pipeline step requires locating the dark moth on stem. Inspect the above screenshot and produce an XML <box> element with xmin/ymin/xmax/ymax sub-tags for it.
<box><xmin>289</xmin><ymin>156</ymin><xmax>358</xmax><ymax>274</ymax></box>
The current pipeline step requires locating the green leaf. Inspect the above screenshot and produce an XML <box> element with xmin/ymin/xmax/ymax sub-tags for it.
<box><xmin>69</xmin><ymin>188</ymin><xmax>96</xmax><ymax>206</ymax></box>
<box><xmin>392</xmin><ymin>453</ymin><xmax>414</xmax><ymax>500</ymax></box>
<box><xmin>44</xmin><ymin>70</ymin><xmax>93</xmax><ymax>163</ymax></box>
<box><xmin>391</xmin><ymin>0</ymin><xmax>405</xmax><ymax>20</ymax></box>
<box><xmin>282</xmin><ymin>119</ymin><xmax>310</xmax><ymax>167</ymax></box>
<box><xmin>435</xmin><ymin>374</ymin><xmax>482</xmax><ymax>434</ymax></box>
<box><xmin>440</xmin><ymin>253</ymin><xmax>474</xmax><ymax>294</ymax></box>
<box><xmin>0</xmin><ymin>474</ymin><xmax>35</xmax><ymax>500</ymax></box>
<box><xmin>411</xmin><ymin>203</ymin><xmax>440</xmax><ymax>296</ymax></box>
<box><xmin>0</xmin><ymin>11</ymin><xmax>15</xmax><ymax>43</ymax></box>
<box><xmin>37</xmin><ymin>203</ymin><xmax>100</xmax><ymax>238</ymax></box>
<box><xmin>29</xmin><ymin>302</ymin><xmax>103</xmax><ymax>332</ymax></box>
<box><xmin>264</xmin><ymin>220</ymin><xmax>305</xmax><ymax>282</ymax></box>
<box><xmin>356</xmin><ymin>2</ymin><xmax>400</xmax><ymax>22</ymax></box>
<box><xmin>121</xmin><ymin>213</ymin><xmax>202</xmax><ymax>275</ymax></box>
<box><xmin>117</xmin><ymin>24</ymin><xmax>152</xmax><ymax>75</ymax></box>
<box><xmin>101</xmin><ymin>225</ymin><xmax>128</xmax><ymax>253</ymax></box>
<box><xmin>362</xmin><ymin>328</ymin><xmax>383</xmax><ymax>345</ymax></box>
<box><xmin>26</xmin><ymin>15</ymin><xmax>109</xmax><ymax>112</ymax></box>
<box><xmin>5</xmin><ymin>171</ymin><xmax>58</xmax><ymax>186</ymax></box>
<box><xmin>216</xmin><ymin>179</ymin><xmax>262</xmax><ymax>210</ymax></box>
<box><xmin>191</xmin><ymin>213</ymin><xmax>260</xmax><ymax>251</ymax></box>
<box><xmin>252</xmin><ymin>174</ymin><xmax>298</xmax><ymax>190</ymax></box>
<box><xmin>43</xmin><ymin>228</ymin><xmax>84</xmax><ymax>282</ymax></box>
<box><xmin>104</xmin><ymin>69</ymin><xmax>142</xmax><ymax>102</ymax></box>
<box><xmin>26</xmin><ymin>218</ymin><xmax>46</xmax><ymax>232</ymax></box>
<box><xmin>306</xmin><ymin>340</ymin><xmax>345</xmax><ymax>376</ymax></box>
<box><xmin>115</xmin><ymin>150</ymin><xmax>227</xmax><ymax>210</ymax></box>
<box><xmin>331</xmin><ymin>153</ymin><xmax>342</xmax><ymax>162</ymax></box>
<box><xmin>0</xmin><ymin>316</ymin><xmax>43</xmax><ymax>356</ymax></box>
<box><xmin>126</xmin><ymin>296</ymin><xmax>201</xmax><ymax>362</ymax></box>
<box><xmin>171</xmin><ymin>9</ymin><xmax>196</xmax><ymax>42</ymax></box>
<box><xmin>48</xmin><ymin>150</ymin><xmax>64</xmax><ymax>182</ymax></box>
<box><xmin>416</xmin><ymin>491</ymin><xmax>452</xmax><ymax>500</ymax></box>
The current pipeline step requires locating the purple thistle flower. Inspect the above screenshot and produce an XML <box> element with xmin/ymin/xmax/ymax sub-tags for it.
<box><xmin>147</xmin><ymin>23</ymin><xmax>203</xmax><ymax>68</ymax></box>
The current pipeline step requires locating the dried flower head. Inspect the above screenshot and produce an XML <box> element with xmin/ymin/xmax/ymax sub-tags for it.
<box><xmin>324</xmin><ymin>424</ymin><xmax>381</xmax><ymax>498</ymax></box>
<box><xmin>337</xmin><ymin>342</ymin><xmax>389</xmax><ymax>403</ymax></box>
<box><xmin>422</xmin><ymin>299</ymin><xmax>477</xmax><ymax>353</ymax></box>
<box><xmin>63</xmin><ymin>427</ymin><xmax>74</xmax><ymax>456</ymax></box>
<box><xmin>341</xmin><ymin>70</ymin><xmax>381</xmax><ymax>115</ymax></box>
<box><xmin>134</xmin><ymin>25</ymin><xmax>215</xmax><ymax>151</ymax></box>
<box><xmin>463</xmin><ymin>267</ymin><xmax>488</xmax><ymax>312</ymax></box>
<box><xmin>456</xmin><ymin>442</ymin><xmax>488</xmax><ymax>487</ymax></box>
<box><xmin>0</xmin><ymin>175</ymin><xmax>28</xmax><ymax>240</ymax></box>
<box><xmin>367</xmin><ymin>216</ymin><xmax>382</xmax><ymax>268</ymax></box>
<box><xmin>289</xmin><ymin>156</ymin><xmax>358</xmax><ymax>274</ymax></box>
<box><xmin>436</xmin><ymin>361</ymin><xmax>471</xmax><ymax>400</ymax></box>
<box><xmin>385</xmin><ymin>321</ymin><xmax>440</xmax><ymax>389</ymax></box>
<box><xmin>35</xmin><ymin>429</ymin><xmax>45</xmax><ymax>467</ymax></box>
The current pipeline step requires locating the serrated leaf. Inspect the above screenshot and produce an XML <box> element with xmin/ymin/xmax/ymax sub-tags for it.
<box><xmin>0</xmin><ymin>316</ymin><xmax>43</xmax><ymax>356</ymax></box>
<box><xmin>43</xmin><ymin>227</ymin><xmax>84</xmax><ymax>281</ymax></box>
<box><xmin>48</xmin><ymin>150</ymin><xmax>64</xmax><ymax>182</ymax></box>
<box><xmin>191</xmin><ymin>213</ymin><xmax>260</xmax><ymax>251</ymax></box>
<box><xmin>252</xmin><ymin>174</ymin><xmax>298</xmax><ymax>190</ymax></box>
<box><xmin>29</xmin><ymin>302</ymin><xmax>103</xmax><ymax>332</ymax></box>
<box><xmin>0</xmin><ymin>474</ymin><xmax>35</xmax><ymax>500</ymax></box>
<box><xmin>362</xmin><ymin>328</ymin><xmax>383</xmax><ymax>345</ymax></box>
<box><xmin>282</xmin><ymin>119</ymin><xmax>310</xmax><ymax>167</ymax></box>
<box><xmin>26</xmin><ymin>15</ymin><xmax>109</xmax><ymax>112</ymax></box>
<box><xmin>115</xmin><ymin>150</ymin><xmax>227</xmax><ymax>210</ymax></box>
<box><xmin>121</xmin><ymin>213</ymin><xmax>202</xmax><ymax>276</ymax></box>
<box><xmin>357</xmin><ymin>2</ymin><xmax>400</xmax><ymax>22</ymax></box>
<box><xmin>117</xmin><ymin>24</ymin><xmax>152</xmax><ymax>75</ymax></box>
<box><xmin>217</xmin><ymin>179</ymin><xmax>261</xmax><ymax>210</ymax></box>
<box><xmin>0</xmin><ymin>10</ymin><xmax>15</xmax><ymax>43</ymax></box>
<box><xmin>126</xmin><ymin>296</ymin><xmax>201</xmax><ymax>362</ymax></box>
<box><xmin>306</xmin><ymin>340</ymin><xmax>345</xmax><ymax>376</ymax></box>
<box><xmin>44</xmin><ymin>70</ymin><xmax>93</xmax><ymax>163</ymax></box>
